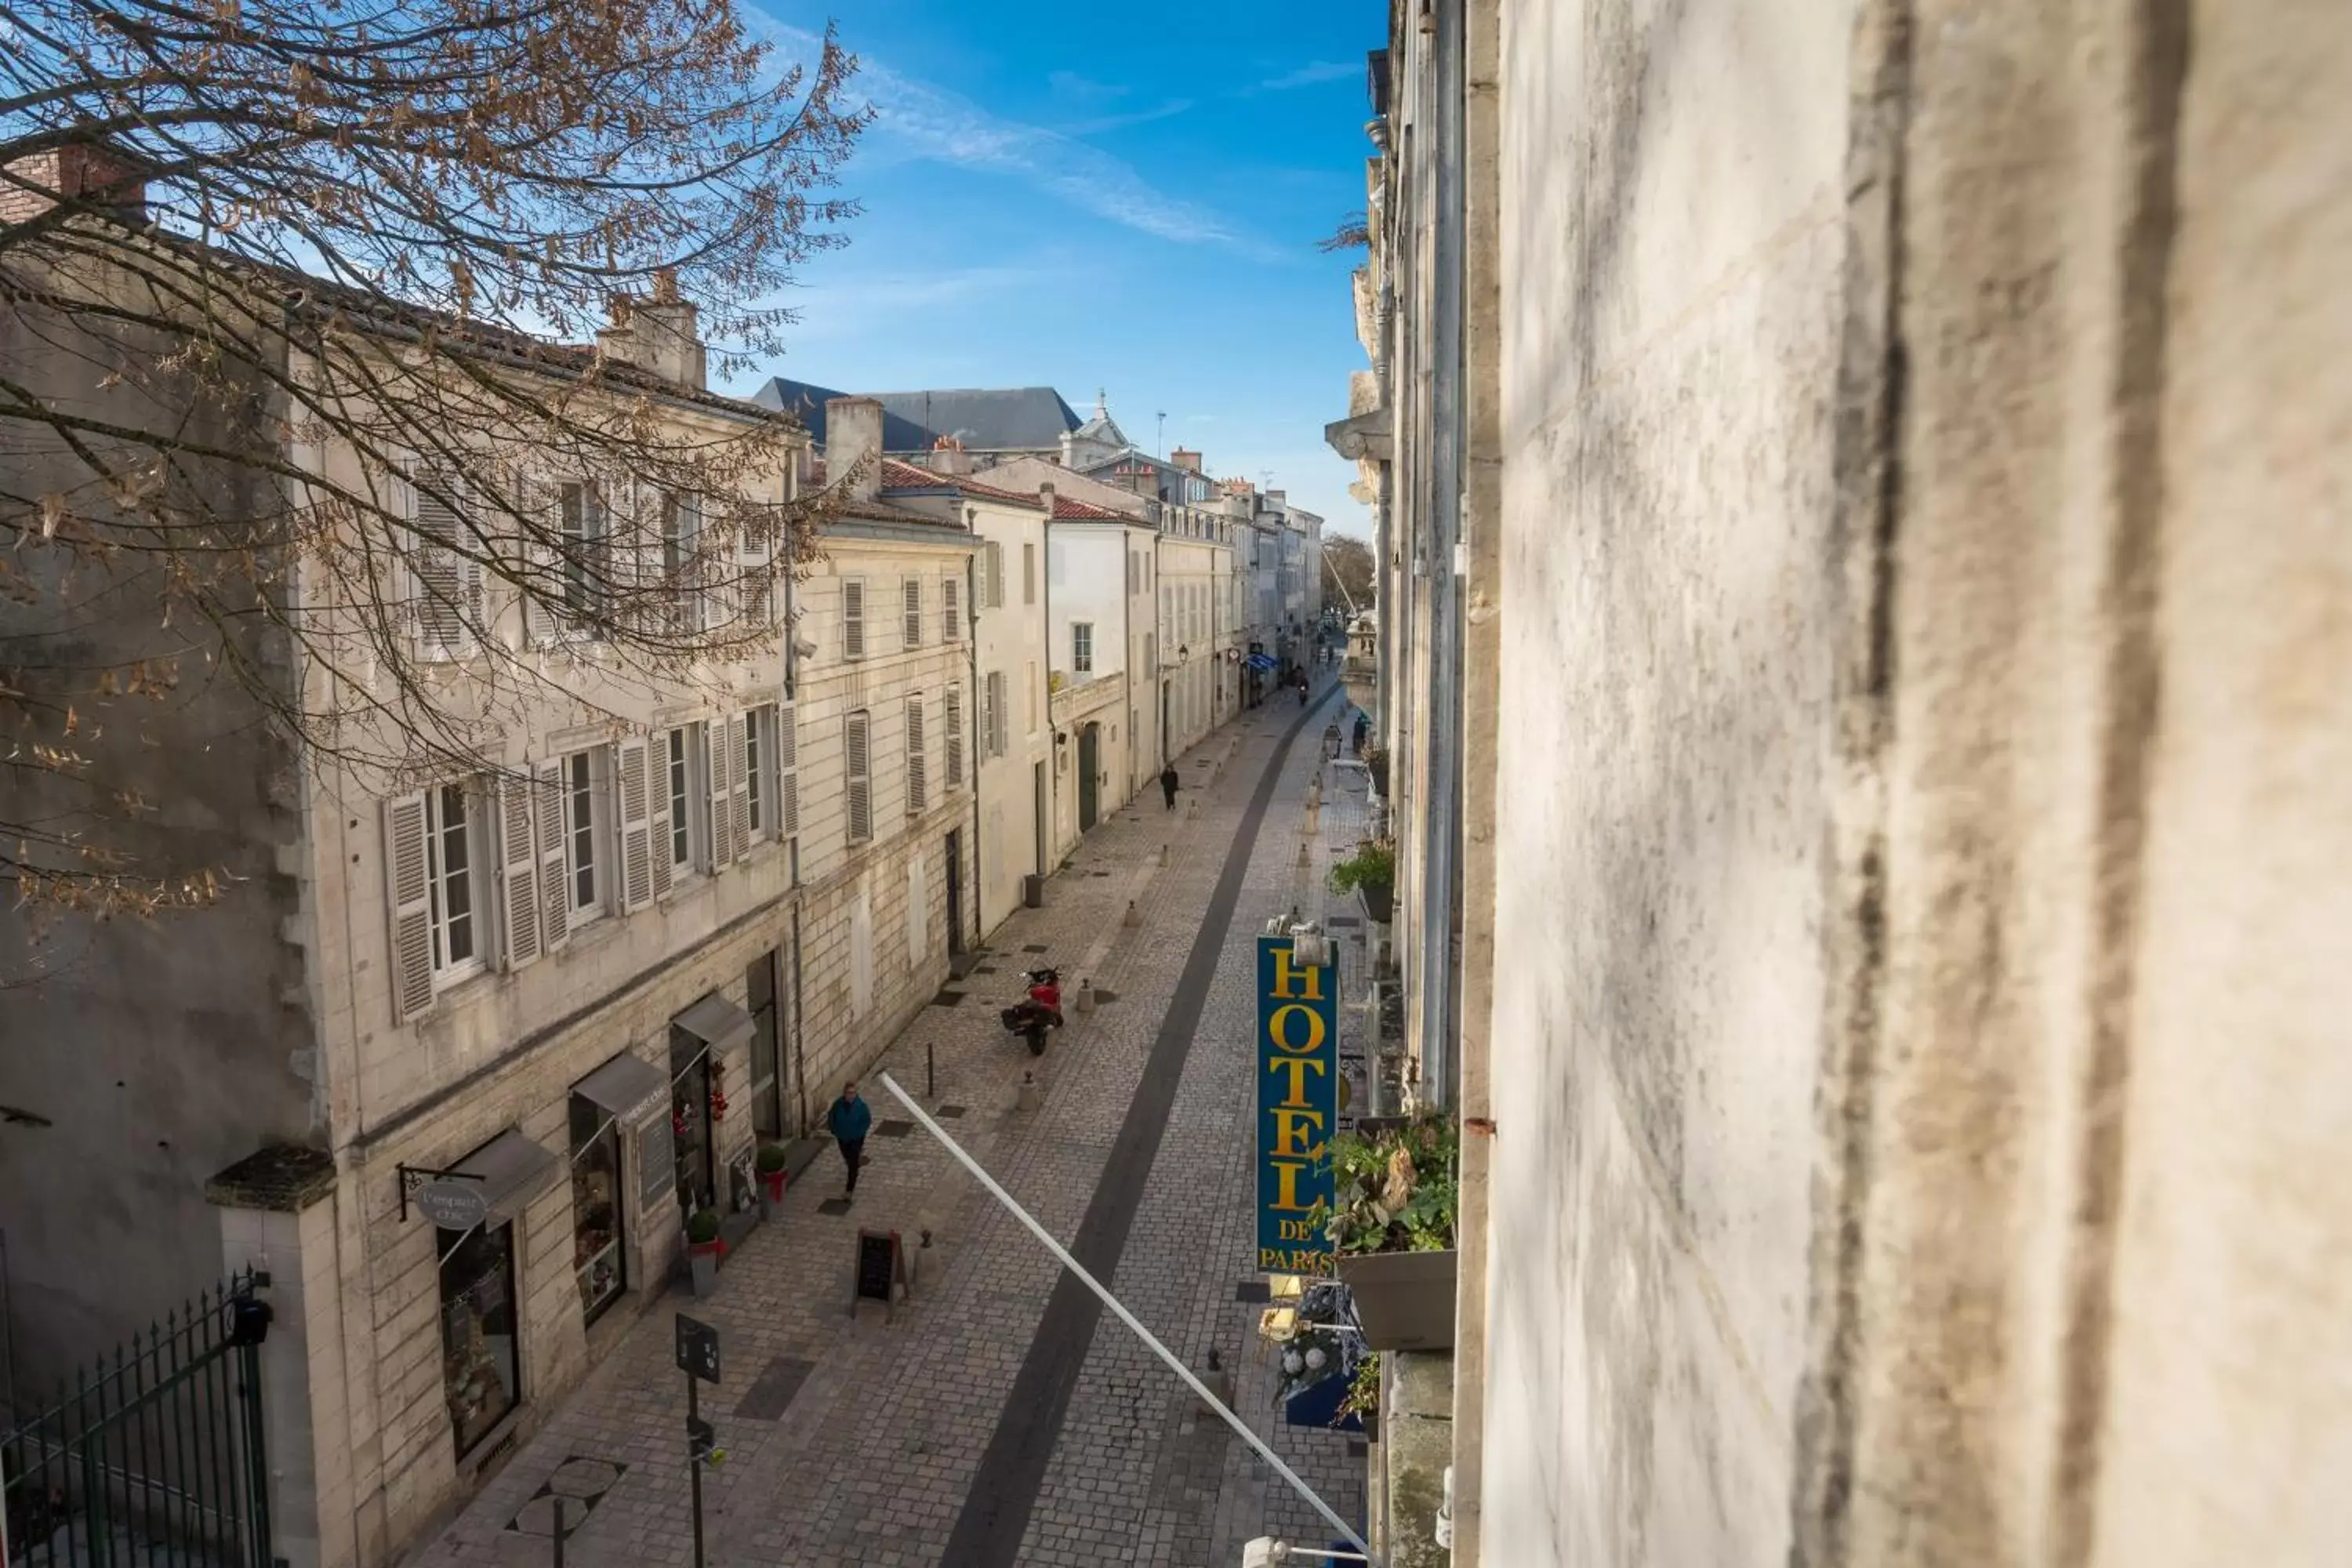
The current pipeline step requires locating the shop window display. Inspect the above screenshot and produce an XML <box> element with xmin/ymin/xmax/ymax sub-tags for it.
<box><xmin>437</xmin><ymin>1223</ymin><xmax>520</xmax><ymax>1454</ymax></box>
<box><xmin>569</xmin><ymin>1094</ymin><xmax>626</xmax><ymax>1321</ymax></box>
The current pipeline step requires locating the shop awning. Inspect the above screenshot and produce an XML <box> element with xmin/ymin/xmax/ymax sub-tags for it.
<box><xmin>448</xmin><ymin>1129</ymin><xmax>561</xmax><ymax>1228</ymax></box>
<box><xmin>573</xmin><ymin>1052</ymin><xmax>666</xmax><ymax>1119</ymax></box>
<box><xmin>673</xmin><ymin>993</ymin><xmax>755</xmax><ymax>1055</ymax></box>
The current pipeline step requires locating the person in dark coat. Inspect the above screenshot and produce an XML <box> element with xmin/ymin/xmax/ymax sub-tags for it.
<box><xmin>1352</xmin><ymin>713</ymin><xmax>1370</xmax><ymax>754</ymax></box>
<box><xmin>827</xmin><ymin>1081</ymin><xmax>872</xmax><ymax>1196</ymax></box>
<box><xmin>1160</xmin><ymin>763</ymin><xmax>1180</xmax><ymax>809</ymax></box>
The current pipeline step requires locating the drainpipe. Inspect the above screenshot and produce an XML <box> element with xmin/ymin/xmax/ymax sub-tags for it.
<box><xmin>1040</xmin><ymin>486</ymin><xmax>1059</xmax><ymax>866</ymax></box>
<box><xmin>966</xmin><ymin>510</ymin><xmax>982</xmax><ymax>949</ymax></box>
<box><xmin>1154</xmin><ymin>524</ymin><xmax>1167</xmax><ymax>763</ymax></box>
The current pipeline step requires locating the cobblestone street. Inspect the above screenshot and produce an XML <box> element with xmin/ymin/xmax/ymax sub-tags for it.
<box><xmin>413</xmin><ymin>684</ymin><xmax>1370</xmax><ymax>1568</ymax></box>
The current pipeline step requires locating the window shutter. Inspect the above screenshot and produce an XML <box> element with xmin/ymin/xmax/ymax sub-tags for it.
<box><xmin>618</xmin><ymin>738</ymin><xmax>652</xmax><ymax>910</ymax></box>
<box><xmin>942</xmin><ymin>575</ymin><xmax>960</xmax><ymax>641</ymax></box>
<box><xmin>902</xmin><ymin>575</ymin><xmax>922</xmax><ymax>649</ymax></box>
<box><xmin>517</xmin><ymin>470</ymin><xmax>561</xmax><ymax>647</ymax></box>
<box><xmin>739</xmin><ymin>506</ymin><xmax>774</xmax><ymax>632</ymax></box>
<box><xmin>944</xmin><ymin>686</ymin><xmax>964</xmax><ymax>789</ymax></box>
<box><xmin>406</xmin><ymin>466</ymin><xmax>477</xmax><ymax>659</ymax></box>
<box><xmin>726</xmin><ymin>713</ymin><xmax>751</xmax><ymax>862</ymax></box>
<box><xmin>497</xmin><ymin>775</ymin><xmax>541</xmax><ymax>970</ymax></box>
<box><xmin>535</xmin><ymin>760</ymin><xmax>570</xmax><ymax>950</ymax></box>
<box><xmin>383</xmin><ymin>794</ymin><xmax>434</xmax><ymax>1022</ymax></box>
<box><xmin>979</xmin><ymin>677</ymin><xmax>998</xmax><ymax>767</ymax></box>
<box><xmin>778</xmin><ymin>705</ymin><xmax>800</xmax><ymax>837</ymax></box>
<box><xmin>843</xmin><ymin>578</ymin><xmax>866</xmax><ymax>659</ymax></box>
<box><xmin>708</xmin><ymin>718</ymin><xmax>736</xmax><ymax>869</ymax></box>
<box><xmin>648</xmin><ymin>731</ymin><xmax>674</xmax><ymax>900</ymax></box>
<box><xmin>987</xmin><ymin>542</ymin><xmax>1005</xmax><ymax>608</ymax></box>
<box><xmin>906</xmin><ymin>695</ymin><xmax>927</xmax><ymax>815</ymax></box>
<box><xmin>846</xmin><ymin>711</ymin><xmax>872</xmax><ymax>843</ymax></box>
<box><xmin>1023</xmin><ymin>542</ymin><xmax>1036</xmax><ymax>605</ymax></box>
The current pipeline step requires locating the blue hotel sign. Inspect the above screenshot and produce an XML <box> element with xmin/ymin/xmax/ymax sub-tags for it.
<box><xmin>1256</xmin><ymin>936</ymin><xmax>1338</xmax><ymax>1276</ymax></box>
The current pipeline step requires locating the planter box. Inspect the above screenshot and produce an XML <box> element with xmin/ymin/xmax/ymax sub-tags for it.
<box><xmin>1356</xmin><ymin>881</ymin><xmax>1395</xmax><ymax>927</ymax></box>
<box><xmin>1338</xmin><ymin>1250</ymin><xmax>1457</xmax><ymax>1351</ymax></box>
<box><xmin>688</xmin><ymin>1242</ymin><xmax>722</xmax><ymax>1299</ymax></box>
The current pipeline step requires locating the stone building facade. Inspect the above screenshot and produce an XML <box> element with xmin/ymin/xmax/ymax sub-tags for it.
<box><xmin>1336</xmin><ymin>4</ymin><xmax>2352</xmax><ymax>1568</ymax></box>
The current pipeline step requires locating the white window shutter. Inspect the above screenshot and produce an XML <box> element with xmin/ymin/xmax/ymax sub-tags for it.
<box><xmin>383</xmin><ymin>794</ymin><xmax>434</xmax><ymax>1022</ymax></box>
<box><xmin>739</xmin><ymin>507</ymin><xmax>773</xmax><ymax>631</ymax></box>
<box><xmin>944</xmin><ymin>686</ymin><xmax>964</xmax><ymax>789</ymax></box>
<box><xmin>843</xmin><ymin>578</ymin><xmax>866</xmax><ymax>659</ymax></box>
<box><xmin>846</xmin><ymin>711</ymin><xmax>872</xmax><ymax>843</ymax></box>
<box><xmin>988</xmin><ymin>542</ymin><xmax>1005</xmax><ymax>608</ymax></box>
<box><xmin>649</xmin><ymin>731</ymin><xmax>674</xmax><ymax>900</ymax></box>
<box><xmin>707</xmin><ymin>720</ymin><xmax>735</xmax><ymax>869</ymax></box>
<box><xmin>535</xmin><ymin>760</ymin><xmax>570</xmax><ymax>950</ymax></box>
<box><xmin>943</xmin><ymin>575</ymin><xmax>960</xmax><ymax>641</ymax></box>
<box><xmin>618</xmin><ymin>738</ymin><xmax>652</xmax><ymax>910</ymax></box>
<box><xmin>497</xmin><ymin>775</ymin><xmax>541</xmax><ymax>970</ymax></box>
<box><xmin>906</xmin><ymin>695</ymin><xmax>927</xmax><ymax>815</ymax></box>
<box><xmin>726</xmin><ymin>714</ymin><xmax>751</xmax><ymax>862</ymax></box>
<box><xmin>406</xmin><ymin>466</ymin><xmax>476</xmax><ymax>659</ymax></box>
<box><xmin>902</xmin><ymin>575</ymin><xmax>922</xmax><ymax>649</ymax></box>
<box><xmin>778</xmin><ymin>705</ymin><xmax>800</xmax><ymax>837</ymax></box>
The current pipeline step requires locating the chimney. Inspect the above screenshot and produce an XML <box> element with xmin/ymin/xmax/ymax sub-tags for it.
<box><xmin>1</xmin><ymin>142</ymin><xmax>148</xmax><ymax>227</ymax></box>
<box><xmin>596</xmin><ymin>269</ymin><xmax>706</xmax><ymax>389</ymax></box>
<box><xmin>1170</xmin><ymin>447</ymin><xmax>1203</xmax><ymax>473</ymax></box>
<box><xmin>1039</xmin><ymin>481</ymin><xmax>1058</xmax><ymax>521</ymax></box>
<box><xmin>828</xmin><ymin>397</ymin><xmax>884</xmax><ymax>503</ymax></box>
<box><xmin>931</xmin><ymin>434</ymin><xmax>974</xmax><ymax>477</ymax></box>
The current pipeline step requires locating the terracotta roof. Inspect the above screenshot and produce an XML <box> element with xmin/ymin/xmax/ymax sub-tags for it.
<box><xmin>1051</xmin><ymin>495</ymin><xmax>1130</xmax><ymax>521</ymax></box>
<box><xmin>879</xmin><ymin>457</ymin><xmax>1047</xmax><ymax>510</ymax></box>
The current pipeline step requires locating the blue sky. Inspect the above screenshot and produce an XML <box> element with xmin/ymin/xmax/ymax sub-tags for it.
<box><xmin>732</xmin><ymin>2</ymin><xmax>1380</xmax><ymax>536</ymax></box>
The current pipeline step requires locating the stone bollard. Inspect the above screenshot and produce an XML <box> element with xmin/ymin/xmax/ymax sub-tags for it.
<box><xmin>1160</xmin><ymin>843</ymin><xmax>1171</xmax><ymax>867</ymax></box>
<box><xmin>1196</xmin><ymin>1348</ymin><xmax>1236</xmax><ymax>1416</ymax></box>
<box><xmin>1016</xmin><ymin>1072</ymin><xmax>1044</xmax><ymax>1112</ymax></box>
<box><xmin>1123</xmin><ymin>898</ymin><xmax>1142</xmax><ymax>928</ymax></box>
<box><xmin>1075</xmin><ymin>978</ymin><xmax>1096</xmax><ymax>1014</ymax></box>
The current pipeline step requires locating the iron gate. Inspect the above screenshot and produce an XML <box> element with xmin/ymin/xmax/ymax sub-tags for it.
<box><xmin>2</xmin><ymin>1270</ymin><xmax>270</xmax><ymax>1568</ymax></box>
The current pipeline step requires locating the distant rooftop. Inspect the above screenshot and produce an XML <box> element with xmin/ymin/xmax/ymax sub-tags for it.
<box><xmin>750</xmin><ymin>377</ymin><xmax>1083</xmax><ymax>454</ymax></box>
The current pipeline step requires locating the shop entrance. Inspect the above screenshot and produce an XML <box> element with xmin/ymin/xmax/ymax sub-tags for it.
<box><xmin>669</xmin><ymin>1024</ymin><xmax>714</xmax><ymax>1218</ymax></box>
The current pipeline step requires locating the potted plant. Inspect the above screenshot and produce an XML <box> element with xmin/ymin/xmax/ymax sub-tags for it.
<box><xmin>1361</xmin><ymin>742</ymin><xmax>1390</xmax><ymax>801</ymax></box>
<box><xmin>755</xmin><ymin>1143</ymin><xmax>790</xmax><ymax>1221</ymax></box>
<box><xmin>1314</xmin><ymin>1116</ymin><xmax>1457</xmax><ymax>1351</ymax></box>
<box><xmin>685</xmin><ymin>1207</ymin><xmax>723</xmax><ymax>1299</ymax></box>
<box><xmin>1329</xmin><ymin>838</ymin><xmax>1396</xmax><ymax>926</ymax></box>
<box><xmin>1339</xmin><ymin>1351</ymin><xmax>1382</xmax><ymax>1443</ymax></box>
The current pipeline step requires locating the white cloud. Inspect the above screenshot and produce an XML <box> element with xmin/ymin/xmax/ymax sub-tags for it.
<box><xmin>1256</xmin><ymin>60</ymin><xmax>1360</xmax><ymax>92</ymax></box>
<box><xmin>768</xmin><ymin>263</ymin><xmax>1065</xmax><ymax>342</ymax></box>
<box><xmin>1058</xmin><ymin>99</ymin><xmax>1196</xmax><ymax>136</ymax></box>
<box><xmin>756</xmin><ymin>18</ymin><xmax>1270</xmax><ymax>256</ymax></box>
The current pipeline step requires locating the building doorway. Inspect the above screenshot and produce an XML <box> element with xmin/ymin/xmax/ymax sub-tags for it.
<box><xmin>1077</xmin><ymin>724</ymin><xmax>1101</xmax><ymax>830</ymax></box>
<box><xmin>748</xmin><ymin>951</ymin><xmax>782</xmax><ymax>1139</ymax></box>
<box><xmin>944</xmin><ymin>829</ymin><xmax>965</xmax><ymax>956</ymax></box>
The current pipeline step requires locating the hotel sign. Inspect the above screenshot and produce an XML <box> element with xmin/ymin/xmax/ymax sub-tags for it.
<box><xmin>1256</xmin><ymin>936</ymin><xmax>1338</xmax><ymax>1276</ymax></box>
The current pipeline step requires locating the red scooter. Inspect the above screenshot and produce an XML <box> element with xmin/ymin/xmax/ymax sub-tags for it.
<box><xmin>998</xmin><ymin>967</ymin><xmax>1063</xmax><ymax>1056</ymax></box>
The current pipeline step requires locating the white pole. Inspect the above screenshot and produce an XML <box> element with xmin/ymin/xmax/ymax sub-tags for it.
<box><xmin>875</xmin><ymin>1073</ymin><xmax>1378</xmax><ymax>1563</ymax></box>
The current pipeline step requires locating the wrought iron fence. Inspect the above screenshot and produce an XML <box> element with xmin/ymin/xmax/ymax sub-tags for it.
<box><xmin>2</xmin><ymin>1270</ymin><xmax>270</xmax><ymax>1568</ymax></box>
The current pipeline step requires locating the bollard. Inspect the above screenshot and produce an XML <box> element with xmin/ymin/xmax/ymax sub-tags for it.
<box><xmin>1123</xmin><ymin>898</ymin><xmax>1142</xmax><ymax>928</ymax></box>
<box><xmin>1075</xmin><ymin>978</ymin><xmax>1096</xmax><ymax>1014</ymax></box>
<box><xmin>1017</xmin><ymin>1071</ymin><xmax>1044</xmax><ymax>1112</ymax></box>
<box><xmin>1160</xmin><ymin>843</ymin><xmax>1171</xmax><ymax>867</ymax></box>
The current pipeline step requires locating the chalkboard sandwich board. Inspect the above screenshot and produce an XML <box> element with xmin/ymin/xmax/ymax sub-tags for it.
<box><xmin>855</xmin><ymin>1229</ymin><xmax>906</xmax><ymax>1315</ymax></box>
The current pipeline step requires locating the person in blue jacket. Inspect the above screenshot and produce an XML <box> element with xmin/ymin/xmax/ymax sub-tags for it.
<box><xmin>827</xmin><ymin>1080</ymin><xmax>872</xmax><ymax>1196</ymax></box>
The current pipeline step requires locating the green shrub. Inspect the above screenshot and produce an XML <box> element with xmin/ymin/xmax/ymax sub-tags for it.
<box><xmin>686</xmin><ymin>1207</ymin><xmax>722</xmax><ymax>1245</ymax></box>
<box><xmin>1328</xmin><ymin>839</ymin><xmax>1396</xmax><ymax>898</ymax></box>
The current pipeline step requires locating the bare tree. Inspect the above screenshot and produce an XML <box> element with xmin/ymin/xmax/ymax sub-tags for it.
<box><xmin>1323</xmin><ymin>533</ymin><xmax>1374</xmax><ymax>614</ymax></box>
<box><xmin>0</xmin><ymin>0</ymin><xmax>874</xmax><ymax>928</ymax></box>
<box><xmin>1318</xmin><ymin>211</ymin><xmax>1370</xmax><ymax>252</ymax></box>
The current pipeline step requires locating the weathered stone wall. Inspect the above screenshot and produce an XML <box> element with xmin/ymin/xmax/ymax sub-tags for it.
<box><xmin>0</xmin><ymin>252</ymin><xmax>318</xmax><ymax>1375</ymax></box>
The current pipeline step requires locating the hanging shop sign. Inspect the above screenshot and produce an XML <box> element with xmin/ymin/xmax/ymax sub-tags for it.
<box><xmin>1256</xmin><ymin>935</ymin><xmax>1338</xmax><ymax>1276</ymax></box>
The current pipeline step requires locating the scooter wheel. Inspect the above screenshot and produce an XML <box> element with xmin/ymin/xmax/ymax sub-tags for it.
<box><xmin>1027</xmin><ymin>1033</ymin><xmax>1047</xmax><ymax>1057</ymax></box>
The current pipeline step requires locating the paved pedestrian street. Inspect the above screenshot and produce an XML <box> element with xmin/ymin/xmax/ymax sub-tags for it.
<box><xmin>415</xmin><ymin>686</ymin><xmax>1372</xmax><ymax>1568</ymax></box>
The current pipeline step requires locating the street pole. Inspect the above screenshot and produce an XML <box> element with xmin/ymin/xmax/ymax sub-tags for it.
<box><xmin>687</xmin><ymin>1369</ymin><xmax>706</xmax><ymax>1568</ymax></box>
<box><xmin>551</xmin><ymin>1497</ymin><xmax>564</xmax><ymax>1568</ymax></box>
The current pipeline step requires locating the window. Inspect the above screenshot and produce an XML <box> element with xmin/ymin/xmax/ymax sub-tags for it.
<box><xmin>984</xmin><ymin>670</ymin><xmax>1010</xmax><ymax>759</ymax></box>
<box><xmin>1073</xmin><ymin>622</ymin><xmax>1094</xmax><ymax>674</ymax></box>
<box><xmin>906</xmin><ymin>695</ymin><xmax>928</xmax><ymax>815</ymax></box>
<box><xmin>569</xmin><ymin>1094</ymin><xmax>625</xmax><ymax>1322</ymax></box>
<box><xmin>902</xmin><ymin>575</ymin><xmax>923</xmax><ymax>649</ymax></box>
<box><xmin>1022</xmin><ymin>542</ymin><xmax>1036</xmax><ymax>605</ymax></box>
<box><xmin>666</xmin><ymin>725</ymin><xmax>705</xmax><ymax>878</ymax></box>
<box><xmin>985</xmin><ymin>541</ymin><xmax>1005</xmax><ymax>608</ymax></box>
<box><xmin>842</xmin><ymin>576</ymin><xmax>867</xmax><ymax>659</ymax></box>
<box><xmin>662</xmin><ymin>492</ymin><xmax>702</xmax><ymax>634</ymax></box>
<box><xmin>945</xmin><ymin>685</ymin><xmax>964</xmax><ymax>788</ymax></box>
<box><xmin>425</xmin><ymin>783</ymin><xmax>483</xmax><ymax>982</ymax></box>
<box><xmin>438</xmin><ymin>1221</ymin><xmax>519</xmax><ymax>1455</ymax></box>
<box><xmin>845</xmin><ymin>710</ymin><xmax>873</xmax><ymax>843</ymax></box>
<box><xmin>564</xmin><ymin>750</ymin><xmax>603</xmax><ymax>918</ymax></box>
<box><xmin>943</xmin><ymin>575</ymin><xmax>961</xmax><ymax>641</ymax></box>
<box><xmin>559</xmin><ymin>480</ymin><xmax>608</xmax><ymax>633</ymax></box>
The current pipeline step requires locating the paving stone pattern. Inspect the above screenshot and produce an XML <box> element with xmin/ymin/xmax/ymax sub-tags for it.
<box><xmin>412</xmin><ymin>689</ymin><xmax>1363</xmax><ymax>1568</ymax></box>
